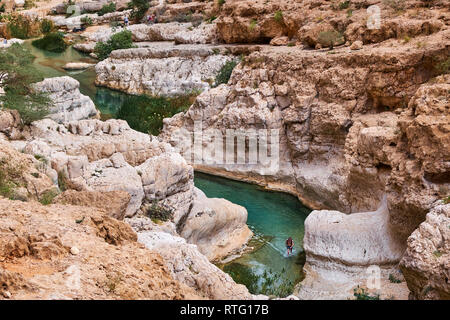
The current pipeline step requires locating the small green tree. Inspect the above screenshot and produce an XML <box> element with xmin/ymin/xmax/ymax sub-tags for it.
<box><xmin>81</xmin><ymin>16</ymin><xmax>93</xmax><ymax>26</ymax></box>
<box><xmin>94</xmin><ymin>29</ymin><xmax>135</xmax><ymax>60</ymax></box>
<box><xmin>127</xmin><ymin>0</ymin><xmax>150</xmax><ymax>21</ymax></box>
<box><xmin>40</xmin><ymin>19</ymin><xmax>55</xmax><ymax>34</ymax></box>
<box><xmin>0</xmin><ymin>0</ymin><xmax>6</xmax><ymax>13</ymax></box>
<box><xmin>7</xmin><ymin>15</ymin><xmax>33</xmax><ymax>39</ymax></box>
<box><xmin>32</xmin><ymin>32</ymin><xmax>68</xmax><ymax>53</ymax></box>
<box><xmin>0</xmin><ymin>44</ymin><xmax>50</xmax><ymax>124</ymax></box>
<box><xmin>98</xmin><ymin>2</ymin><xmax>116</xmax><ymax>16</ymax></box>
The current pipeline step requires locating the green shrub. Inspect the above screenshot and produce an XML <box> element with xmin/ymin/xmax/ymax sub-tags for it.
<box><xmin>339</xmin><ymin>1</ymin><xmax>350</xmax><ymax>10</ymax></box>
<box><xmin>7</xmin><ymin>15</ymin><xmax>32</xmax><ymax>39</ymax></box>
<box><xmin>32</xmin><ymin>32</ymin><xmax>68</xmax><ymax>53</ymax></box>
<box><xmin>389</xmin><ymin>274</ymin><xmax>402</xmax><ymax>283</ymax></box>
<box><xmin>434</xmin><ymin>57</ymin><xmax>450</xmax><ymax>75</ymax></box>
<box><xmin>249</xmin><ymin>19</ymin><xmax>257</xmax><ymax>31</ymax></box>
<box><xmin>353</xmin><ymin>286</ymin><xmax>380</xmax><ymax>300</ymax></box>
<box><xmin>40</xmin><ymin>19</ymin><xmax>54</xmax><ymax>34</ymax></box>
<box><xmin>115</xmin><ymin>94</ymin><xmax>194</xmax><ymax>135</ymax></box>
<box><xmin>145</xmin><ymin>201</ymin><xmax>173</xmax><ymax>223</ymax></box>
<box><xmin>317</xmin><ymin>30</ymin><xmax>344</xmax><ymax>49</ymax></box>
<box><xmin>94</xmin><ymin>29</ymin><xmax>134</xmax><ymax>60</ymax></box>
<box><xmin>39</xmin><ymin>189</ymin><xmax>59</xmax><ymax>205</ymax></box>
<box><xmin>205</xmin><ymin>15</ymin><xmax>216</xmax><ymax>24</ymax></box>
<box><xmin>98</xmin><ymin>2</ymin><xmax>116</xmax><ymax>16</ymax></box>
<box><xmin>127</xmin><ymin>0</ymin><xmax>150</xmax><ymax>21</ymax></box>
<box><xmin>0</xmin><ymin>44</ymin><xmax>50</xmax><ymax>125</ymax></box>
<box><xmin>23</xmin><ymin>0</ymin><xmax>35</xmax><ymax>9</ymax></box>
<box><xmin>274</xmin><ymin>10</ymin><xmax>283</xmax><ymax>23</ymax></box>
<box><xmin>81</xmin><ymin>16</ymin><xmax>93</xmax><ymax>26</ymax></box>
<box><xmin>214</xmin><ymin>60</ymin><xmax>238</xmax><ymax>87</ymax></box>
<box><xmin>0</xmin><ymin>1</ymin><xmax>6</xmax><ymax>13</ymax></box>
<box><xmin>57</xmin><ymin>171</ymin><xmax>69</xmax><ymax>192</ymax></box>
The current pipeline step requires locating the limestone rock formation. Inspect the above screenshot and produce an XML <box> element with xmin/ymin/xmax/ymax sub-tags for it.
<box><xmin>135</xmin><ymin>226</ymin><xmax>252</xmax><ymax>300</ymax></box>
<box><xmin>0</xmin><ymin>140</ymin><xmax>56</xmax><ymax>202</ymax></box>
<box><xmin>179</xmin><ymin>188</ymin><xmax>253</xmax><ymax>262</ymax></box>
<box><xmin>62</xmin><ymin>62</ymin><xmax>95</xmax><ymax>71</ymax></box>
<box><xmin>400</xmin><ymin>203</ymin><xmax>450</xmax><ymax>300</ymax></box>
<box><xmin>0</xmin><ymin>198</ymin><xmax>200</xmax><ymax>299</ymax></box>
<box><xmin>34</xmin><ymin>77</ymin><xmax>99</xmax><ymax>123</ymax></box>
<box><xmin>53</xmin><ymin>190</ymin><xmax>131</xmax><ymax>220</ymax></box>
<box><xmin>297</xmin><ymin>198</ymin><xmax>407</xmax><ymax>299</ymax></box>
<box><xmin>95</xmin><ymin>45</ymin><xmax>232</xmax><ymax>96</ymax></box>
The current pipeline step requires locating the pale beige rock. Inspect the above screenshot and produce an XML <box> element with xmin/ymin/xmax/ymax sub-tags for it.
<box><xmin>53</xmin><ymin>190</ymin><xmax>131</xmax><ymax>220</ymax></box>
<box><xmin>34</xmin><ymin>77</ymin><xmax>99</xmax><ymax>123</ymax></box>
<box><xmin>350</xmin><ymin>40</ymin><xmax>363</xmax><ymax>50</ymax></box>
<box><xmin>179</xmin><ymin>188</ymin><xmax>253</xmax><ymax>262</ymax></box>
<box><xmin>400</xmin><ymin>203</ymin><xmax>450</xmax><ymax>300</ymax></box>
<box><xmin>62</xmin><ymin>62</ymin><xmax>95</xmax><ymax>70</ymax></box>
<box><xmin>137</xmin><ymin>229</ymin><xmax>252</xmax><ymax>300</ymax></box>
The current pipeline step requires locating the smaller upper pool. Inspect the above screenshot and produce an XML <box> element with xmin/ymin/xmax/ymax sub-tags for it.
<box><xmin>24</xmin><ymin>41</ymin><xmax>127</xmax><ymax>119</ymax></box>
<box><xmin>194</xmin><ymin>172</ymin><xmax>310</xmax><ymax>297</ymax></box>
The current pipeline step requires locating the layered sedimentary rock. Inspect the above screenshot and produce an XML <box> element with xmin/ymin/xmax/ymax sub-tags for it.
<box><xmin>161</xmin><ymin>5</ymin><xmax>450</xmax><ymax>298</ymax></box>
<box><xmin>127</xmin><ymin>216</ymin><xmax>252</xmax><ymax>299</ymax></box>
<box><xmin>74</xmin><ymin>22</ymin><xmax>217</xmax><ymax>54</ymax></box>
<box><xmin>297</xmin><ymin>197</ymin><xmax>407</xmax><ymax>299</ymax></box>
<box><xmin>215</xmin><ymin>0</ymin><xmax>447</xmax><ymax>46</ymax></box>
<box><xmin>400</xmin><ymin>203</ymin><xmax>450</xmax><ymax>300</ymax></box>
<box><xmin>34</xmin><ymin>77</ymin><xmax>99</xmax><ymax>123</ymax></box>
<box><xmin>95</xmin><ymin>44</ymin><xmax>233</xmax><ymax>96</ymax></box>
<box><xmin>3</xmin><ymin>115</ymin><xmax>252</xmax><ymax>262</ymax></box>
<box><xmin>179</xmin><ymin>188</ymin><xmax>252</xmax><ymax>262</ymax></box>
<box><xmin>0</xmin><ymin>110</ymin><xmax>254</xmax><ymax>298</ymax></box>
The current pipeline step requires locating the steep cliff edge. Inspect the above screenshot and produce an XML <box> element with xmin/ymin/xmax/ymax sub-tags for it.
<box><xmin>160</xmin><ymin>0</ymin><xmax>450</xmax><ymax>299</ymax></box>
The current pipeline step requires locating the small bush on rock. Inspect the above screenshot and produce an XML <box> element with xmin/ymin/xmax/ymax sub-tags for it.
<box><xmin>145</xmin><ymin>201</ymin><xmax>173</xmax><ymax>223</ymax></box>
<box><xmin>98</xmin><ymin>2</ymin><xmax>116</xmax><ymax>16</ymax></box>
<box><xmin>32</xmin><ymin>32</ymin><xmax>68</xmax><ymax>53</ymax></box>
<box><xmin>40</xmin><ymin>19</ymin><xmax>54</xmax><ymax>34</ymax></box>
<box><xmin>214</xmin><ymin>60</ymin><xmax>238</xmax><ymax>87</ymax></box>
<box><xmin>127</xmin><ymin>0</ymin><xmax>150</xmax><ymax>21</ymax></box>
<box><xmin>94</xmin><ymin>29</ymin><xmax>135</xmax><ymax>60</ymax></box>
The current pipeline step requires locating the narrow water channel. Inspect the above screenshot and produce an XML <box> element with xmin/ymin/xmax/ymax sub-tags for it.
<box><xmin>27</xmin><ymin>42</ymin><xmax>311</xmax><ymax>297</ymax></box>
<box><xmin>195</xmin><ymin>172</ymin><xmax>310</xmax><ymax>297</ymax></box>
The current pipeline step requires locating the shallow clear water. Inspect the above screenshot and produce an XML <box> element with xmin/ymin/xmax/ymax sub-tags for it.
<box><xmin>24</xmin><ymin>41</ymin><xmax>126</xmax><ymax>118</ymax></box>
<box><xmin>26</xmin><ymin>42</ymin><xmax>311</xmax><ymax>297</ymax></box>
<box><xmin>194</xmin><ymin>172</ymin><xmax>310</xmax><ymax>297</ymax></box>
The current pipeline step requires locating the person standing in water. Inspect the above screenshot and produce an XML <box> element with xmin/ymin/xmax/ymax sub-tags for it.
<box><xmin>286</xmin><ymin>237</ymin><xmax>294</xmax><ymax>256</ymax></box>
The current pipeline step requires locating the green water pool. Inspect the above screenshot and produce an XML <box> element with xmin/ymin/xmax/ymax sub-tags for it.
<box><xmin>194</xmin><ymin>172</ymin><xmax>310</xmax><ymax>297</ymax></box>
<box><xmin>23</xmin><ymin>41</ymin><xmax>126</xmax><ymax>118</ymax></box>
<box><xmin>25</xmin><ymin>42</ymin><xmax>311</xmax><ymax>297</ymax></box>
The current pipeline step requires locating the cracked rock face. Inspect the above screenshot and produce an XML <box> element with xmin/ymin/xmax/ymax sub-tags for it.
<box><xmin>179</xmin><ymin>188</ymin><xmax>253</xmax><ymax>262</ymax></box>
<box><xmin>400</xmin><ymin>203</ymin><xmax>450</xmax><ymax>300</ymax></box>
<box><xmin>4</xmin><ymin>116</ymin><xmax>253</xmax><ymax>262</ymax></box>
<box><xmin>34</xmin><ymin>76</ymin><xmax>99</xmax><ymax>123</ymax></box>
<box><xmin>136</xmin><ymin>227</ymin><xmax>252</xmax><ymax>300</ymax></box>
<box><xmin>95</xmin><ymin>45</ymin><xmax>232</xmax><ymax>96</ymax></box>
